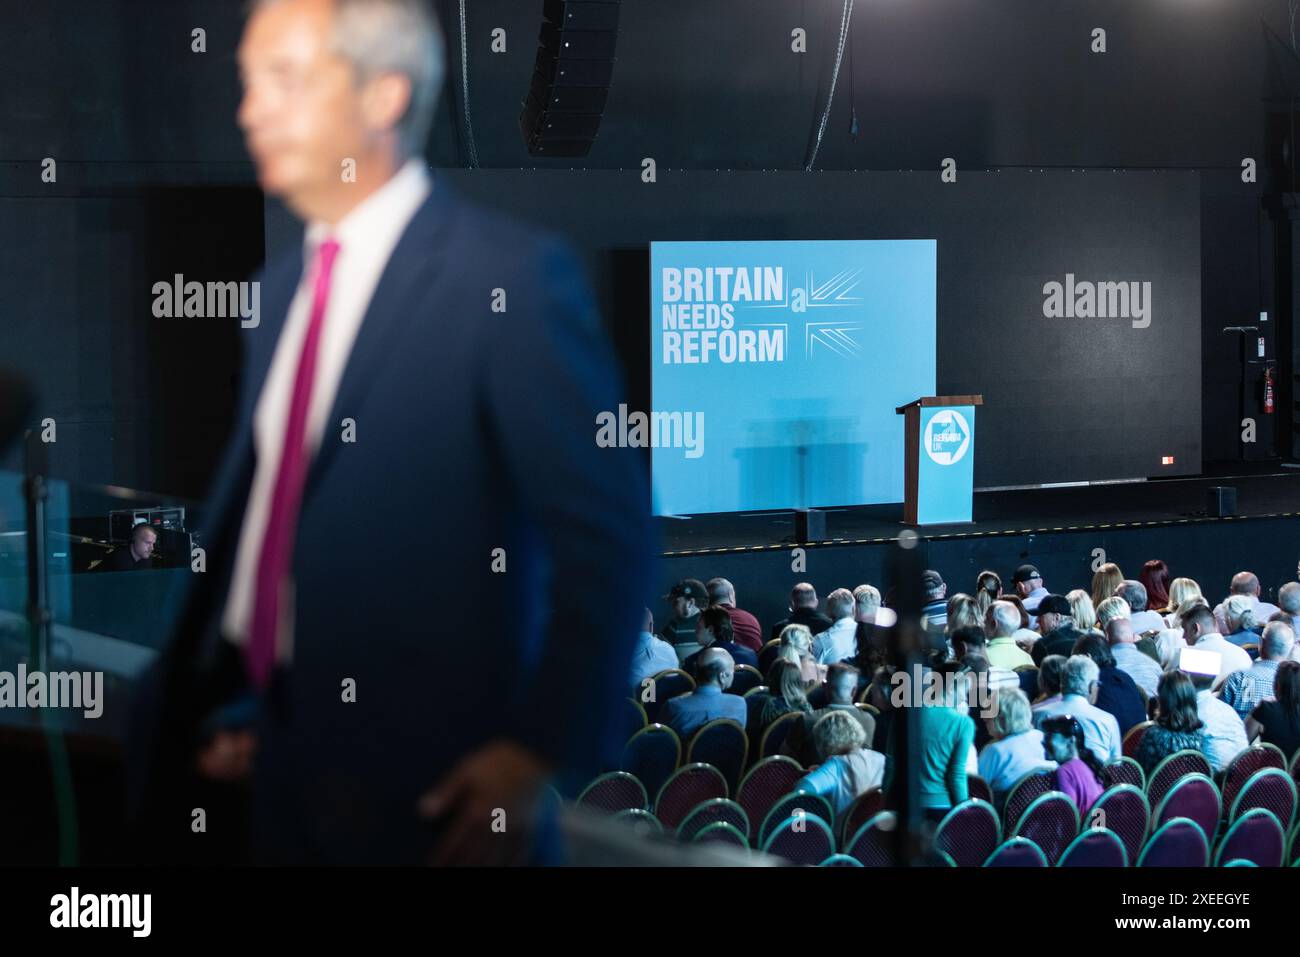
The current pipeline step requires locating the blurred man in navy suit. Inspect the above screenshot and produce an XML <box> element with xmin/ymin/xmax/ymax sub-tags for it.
<box><xmin>130</xmin><ymin>0</ymin><xmax>652</xmax><ymax>865</ymax></box>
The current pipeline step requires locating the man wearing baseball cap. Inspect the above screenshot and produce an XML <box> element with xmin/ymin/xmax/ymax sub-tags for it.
<box><xmin>1013</xmin><ymin>564</ymin><xmax>1049</xmax><ymax>618</ymax></box>
<box><xmin>1030</xmin><ymin>594</ymin><xmax>1088</xmax><ymax>665</ymax></box>
<box><xmin>661</xmin><ymin>579</ymin><xmax>708</xmax><ymax>646</ymax></box>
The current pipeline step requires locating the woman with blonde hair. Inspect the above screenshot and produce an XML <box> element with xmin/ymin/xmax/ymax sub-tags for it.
<box><xmin>945</xmin><ymin>593</ymin><xmax>982</xmax><ymax>635</ymax></box>
<box><xmin>1067</xmin><ymin>589</ymin><xmax>1099</xmax><ymax>635</ymax></box>
<box><xmin>793</xmin><ymin>710</ymin><xmax>887</xmax><ymax>814</ymax></box>
<box><xmin>974</xmin><ymin>570</ymin><xmax>1001</xmax><ymax>618</ymax></box>
<box><xmin>760</xmin><ymin>659</ymin><xmax>813</xmax><ymax>727</ymax></box>
<box><xmin>1091</xmin><ymin>562</ymin><xmax>1124</xmax><ymax>609</ymax></box>
<box><xmin>777</xmin><ymin>623</ymin><xmax>824</xmax><ymax>685</ymax></box>
<box><xmin>1163</xmin><ymin>578</ymin><xmax>1203</xmax><ymax>626</ymax></box>
<box><xmin>1094</xmin><ymin>595</ymin><xmax>1131</xmax><ymax>631</ymax></box>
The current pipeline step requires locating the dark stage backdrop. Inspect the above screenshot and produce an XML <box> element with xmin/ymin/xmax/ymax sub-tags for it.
<box><xmin>268</xmin><ymin>168</ymin><xmax>1202</xmax><ymax>491</ymax></box>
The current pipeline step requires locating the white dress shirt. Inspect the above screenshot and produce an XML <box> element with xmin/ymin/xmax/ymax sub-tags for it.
<box><xmin>221</xmin><ymin>159</ymin><xmax>432</xmax><ymax>660</ymax></box>
<box><xmin>1192</xmin><ymin>632</ymin><xmax>1253</xmax><ymax>689</ymax></box>
<box><xmin>812</xmin><ymin>617</ymin><xmax>858</xmax><ymax>665</ymax></box>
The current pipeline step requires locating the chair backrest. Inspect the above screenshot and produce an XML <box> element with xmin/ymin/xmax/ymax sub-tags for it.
<box><xmin>1010</xmin><ymin>791</ymin><xmax>1080</xmax><ymax>865</ymax></box>
<box><xmin>983</xmin><ymin>836</ymin><xmax>1048</xmax><ymax>867</ymax></box>
<box><xmin>576</xmin><ymin>771</ymin><xmax>648</xmax><ymax>815</ymax></box>
<box><xmin>619</xmin><ymin>723</ymin><xmax>681</xmax><ymax>802</ymax></box>
<box><xmin>837</xmin><ymin>787</ymin><xmax>886</xmax><ymax>846</ymax></box>
<box><xmin>1213</xmin><ymin>807</ymin><xmax>1285</xmax><ymax>867</ymax></box>
<box><xmin>967</xmin><ymin>775</ymin><xmax>993</xmax><ymax>805</ymax></box>
<box><xmin>1241</xmin><ymin>643</ymin><xmax>1261</xmax><ymax>660</ymax></box>
<box><xmin>1153</xmin><ymin>772</ymin><xmax>1220</xmax><ymax>845</ymax></box>
<box><xmin>686</xmin><ymin>718</ymin><xmax>749</xmax><ymax>795</ymax></box>
<box><xmin>758</xmin><ymin>790</ymin><xmax>835</xmax><ymax>849</ymax></box>
<box><xmin>1088</xmin><ymin>784</ymin><xmax>1150</xmax><ymax>867</ymax></box>
<box><xmin>759</xmin><ymin>711</ymin><xmax>805</xmax><ymax>760</ymax></box>
<box><xmin>1146</xmin><ymin>749</ymin><xmax>1213</xmax><ymax>809</ymax></box>
<box><xmin>845</xmin><ymin>811</ymin><xmax>899</xmax><ymax>866</ymax></box>
<box><xmin>1003</xmin><ymin>769</ymin><xmax>1058</xmax><ymax>831</ymax></box>
<box><xmin>622</xmin><ymin>696</ymin><xmax>648</xmax><ymax>737</ymax></box>
<box><xmin>1222</xmin><ymin>744</ymin><xmax>1288</xmax><ymax>813</ymax></box>
<box><xmin>736</xmin><ymin>756</ymin><xmax>805</xmax><ymax>841</ymax></box>
<box><xmin>1229</xmin><ymin>767</ymin><xmax>1297</xmax><ymax>831</ymax></box>
<box><xmin>1288</xmin><ymin>821</ymin><xmax>1300</xmax><ymax>866</ymax></box>
<box><xmin>691</xmin><ymin>821</ymin><xmax>748</xmax><ymax>847</ymax></box>
<box><xmin>643</xmin><ymin>668</ymin><xmax>695</xmax><ymax>723</ymax></box>
<box><xmin>654</xmin><ymin>763</ymin><xmax>728</xmax><ymax>828</ymax></box>
<box><xmin>1137</xmin><ymin>817</ymin><xmax>1209</xmax><ymax>867</ymax></box>
<box><xmin>1017</xmin><ymin>667</ymin><xmax>1040</xmax><ymax>701</ymax></box>
<box><xmin>1057</xmin><ymin>827</ymin><xmax>1128</xmax><ymax>867</ymax></box>
<box><xmin>856</xmin><ymin>701</ymin><xmax>880</xmax><ymax>717</ymax></box>
<box><xmin>676</xmin><ymin>797</ymin><xmax>750</xmax><ymax>844</ymax></box>
<box><xmin>819</xmin><ymin>853</ymin><xmax>864</xmax><ymax>867</ymax></box>
<box><xmin>933</xmin><ymin>799</ymin><xmax>1001</xmax><ymax>867</ymax></box>
<box><xmin>743</xmin><ymin>685</ymin><xmax>769</xmax><ymax>698</ymax></box>
<box><xmin>1102</xmin><ymin>756</ymin><xmax>1146</xmax><ymax>792</ymax></box>
<box><xmin>762</xmin><ymin>814</ymin><xmax>836</xmax><ymax>865</ymax></box>
<box><xmin>1122</xmin><ymin>721</ymin><xmax>1153</xmax><ymax>759</ymax></box>
<box><xmin>610</xmin><ymin>808</ymin><xmax>662</xmax><ymax>837</ymax></box>
<box><xmin>757</xmin><ymin>639</ymin><xmax>782</xmax><ymax>675</ymax></box>
<box><xmin>729</xmin><ymin>664</ymin><xmax>764</xmax><ymax>697</ymax></box>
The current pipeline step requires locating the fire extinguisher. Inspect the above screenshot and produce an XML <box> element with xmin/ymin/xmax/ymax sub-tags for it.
<box><xmin>1265</xmin><ymin>365</ymin><xmax>1275</xmax><ymax>414</ymax></box>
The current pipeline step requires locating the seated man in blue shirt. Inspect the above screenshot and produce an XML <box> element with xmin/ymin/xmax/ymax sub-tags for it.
<box><xmin>659</xmin><ymin>647</ymin><xmax>747</xmax><ymax>738</ymax></box>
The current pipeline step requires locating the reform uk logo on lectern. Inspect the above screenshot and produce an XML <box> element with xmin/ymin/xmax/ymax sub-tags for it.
<box><xmin>923</xmin><ymin>409</ymin><xmax>971</xmax><ymax>466</ymax></box>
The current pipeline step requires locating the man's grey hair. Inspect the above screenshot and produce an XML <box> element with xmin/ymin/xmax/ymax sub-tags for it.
<box><xmin>252</xmin><ymin>0</ymin><xmax>444</xmax><ymax>159</ymax></box>
<box><xmin>853</xmin><ymin>583</ymin><xmax>881</xmax><ymax>616</ymax></box>
<box><xmin>1060</xmin><ymin>654</ymin><xmax>1100</xmax><ymax>697</ymax></box>
<box><xmin>705</xmin><ymin>577</ymin><xmax>735</xmax><ymax>605</ymax></box>
<box><xmin>1262</xmin><ymin>621</ymin><xmax>1296</xmax><ymax>660</ymax></box>
<box><xmin>989</xmin><ymin>601</ymin><xmax>1020</xmax><ymax>638</ymax></box>
<box><xmin>1095</xmin><ymin>596</ymin><xmax>1131</xmax><ymax>628</ymax></box>
<box><xmin>1278</xmin><ymin>582</ymin><xmax>1300</xmax><ymax>615</ymax></box>
<box><xmin>826</xmin><ymin>588</ymin><xmax>855</xmax><ymax>621</ymax></box>
<box><xmin>1116</xmin><ymin>580</ymin><xmax>1148</xmax><ymax>613</ymax></box>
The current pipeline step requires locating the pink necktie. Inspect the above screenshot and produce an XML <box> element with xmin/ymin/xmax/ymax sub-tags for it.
<box><xmin>246</xmin><ymin>237</ymin><xmax>341</xmax><ymax>691</ymax></box>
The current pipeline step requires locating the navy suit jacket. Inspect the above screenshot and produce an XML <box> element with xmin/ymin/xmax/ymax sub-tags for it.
<box><xmin>131</xmin><ymin>180</ymin><xmax>653</xmax><ymax>863</ymax></box>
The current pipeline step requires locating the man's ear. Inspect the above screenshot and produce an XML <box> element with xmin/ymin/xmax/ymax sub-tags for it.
<box><xmin>361</xmin><ymin>71</ymin><xmax>412</xmax><ymax>137</ymax></box>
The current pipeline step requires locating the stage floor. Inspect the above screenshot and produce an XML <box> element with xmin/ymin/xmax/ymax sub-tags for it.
<box><xmin>657</xmin><ymin>461</ymin><xmax>1300</xmax><ymax>555</ymax></box>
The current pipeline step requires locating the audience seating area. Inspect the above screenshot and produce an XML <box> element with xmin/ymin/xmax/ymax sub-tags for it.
<box><xmin>575</xmin><ymin>712</ymin><xmax>1300</xmax><ymax>865</ymax></box>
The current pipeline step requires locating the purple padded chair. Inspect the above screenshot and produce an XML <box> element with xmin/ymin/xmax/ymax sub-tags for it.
<box><xmin>686</xmin><ymin>719</ymin><xmax>749</xmax><ymax>796</ymax></box>
<box><xmin>983</xmin><ymin>837</ymin><xmax>1048</xmax><ymax>867</ymax></box>
<box><xmin>1089</xmin><ymin>785</ymin><xmax>1149</xmax><ymax>866</ymax></box>
<box><xmin>620</xmin><ymin>723</ymin><xmax>681</xmax><ymax>802</ymax></box>
<box><xmin>676</xmin><ymin>797</ymin><xmax>751</xmax><ymax>844</ymax></box>
<box><xmin>1058</xmin><ymin>828</ymin><xmax>1128</xmax><ymax>867</ymax></box>
<box><xmin>1220</xmin><ymin>745</ymin><xmax>1285</xmax><ymax>812</ymax></box>
<box><xmin>736</xmin><ymin>756</ymin><xmax>805</xmax><ymax>841</ymax></box>
<box><xmin>837</xmin><ymin>787</ymin><xmax>885</xmax><ymax>845</ymax></box>
<box><xmin>845</xmin><ymin>811</ymin><xmax>899</xmax><ymax>867</ymax></box>
<box><xmin>934</xmin><ymin>799</ymin><xmax>1001</xmax><ymax>868</ymax></box>
<box><xmin>654</xmin><ymin>763</ymin><xmax>728</xmax><ymax>829</ymax></box>
<box><xmin>1229</xmin><ymin>768</ymin><xmax>1297</xmax><ymax>831</ymax></box>
<box><xmin>757</xmin><ymin>791</ymin><xmax>834</xmax><ymax>848</ymax></box>
<box><xmin>762</xmin><ymin>814</ymin><xmax>836</xmax><ymax>865</ymax></box>
<box><xmin>1213</xmin><ymin>808</ymin><xmax>1285</xmax><ymax>867</ymax></box>
<box><xmin>576</xmin><ymin>771</ymin><xmax>648</xmax><ymax>815</ymax></box>
<box><xmin>1146</xmin><ymin>750</ymin><xmax>1213</xmax><ymax>810</ymax></box>
<box><xmin>1003</xmin><ymin>770</ymin><xmax>1057</xmax><ymax>831</ymax></box>
<box><xmin>1137</xmin><ymin>817</ymin><xmax>1209</xmax><ymax>867</ymax></box>
<box><xmin>1102</xmin><ymin>757</ymin><xmax>1146</xmax><ymax>792</ymax></box>
<box><xmin>1011</xmin><ymin>792</ymin><xmax>1079</xmax><ymax>865</ymax></box>
<box><xmin>967</xmin><ymin>776</ymin><xmax>994</xmax><ymax>805</ymax></box>
<box><xmin>1153</xmin><ymin>773</ymin><xmax>1220</xmax><ymax>844</ymax></box>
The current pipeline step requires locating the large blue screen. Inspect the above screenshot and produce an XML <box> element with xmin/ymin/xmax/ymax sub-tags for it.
<box><xmin>650</xmin><ymin>239</ymin><xmax>936</xmax><ymax>516</ymax></box>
